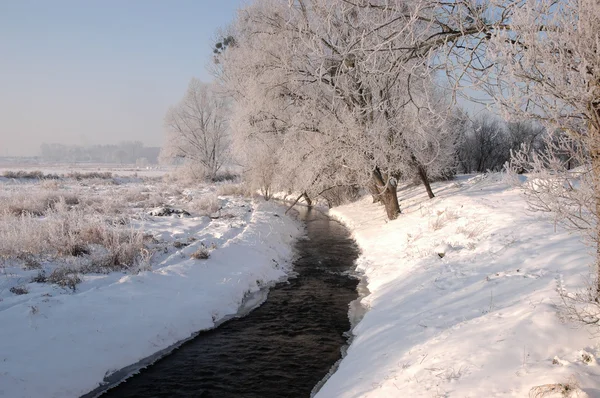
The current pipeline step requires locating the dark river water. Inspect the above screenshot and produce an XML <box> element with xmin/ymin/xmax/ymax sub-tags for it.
<box><xmin>98</xmin><ymin>207</ymin><xmax>361</xmax><ymax>398</ymax></box>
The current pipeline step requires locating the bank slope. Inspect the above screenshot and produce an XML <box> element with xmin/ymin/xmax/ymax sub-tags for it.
<box><xmin>318</xmin><ymin>174</ymin><xmax>598</xmax><ymax>397</ymax></box>
<box><xmin>0</xmin><ymin>200</ymin><xmax>302</xmax><ymax>398</ymax></box>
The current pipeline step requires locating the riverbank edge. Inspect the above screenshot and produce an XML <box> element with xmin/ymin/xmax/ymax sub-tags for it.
<box><xmin>76</xmin><ymin>201</ymin><xmax>303</xmax><ymax>398</ymax></box>
<box><xmin>81</xmin><ymin>285</ymin><xmax>273</xmax><ymax>398</ymax></box>
<box><xmin>312</xmin><ymin>175</ymin><xmax>598</xmax><ymax>397</ymax></box>
<box><xmin>310</xmin><ymin>269</ymin><xmax>371</xmax><ymax>398</ymax></box>
<box><xmin>0</xmin><ymin>199</ymin><xmax>302</xmax><ymax>398</ymax></box>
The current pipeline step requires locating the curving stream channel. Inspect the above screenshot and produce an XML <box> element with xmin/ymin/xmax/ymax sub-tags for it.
<box><xmin>99</xmin><ymin>207</ymin><xmax>361</xmax><ymax>398</ymax></box>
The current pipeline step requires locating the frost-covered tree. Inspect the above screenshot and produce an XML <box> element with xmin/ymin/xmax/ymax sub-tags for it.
<box><xmin>214</xmin><ymin>0</ymin><xmax>600</xmax><ymax>301</ymax></box>
<box><xmin>216</xmin><ymin>0</ymin><xmax>462</xmax><ymax>219</ymax></box>
<box><xmin>161</xmin><ymin>79</ymin><xmax>230</xmax><ymax>181</ymax></box>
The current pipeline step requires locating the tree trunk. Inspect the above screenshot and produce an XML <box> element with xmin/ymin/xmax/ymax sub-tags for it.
<box><xmin>417</xmin><ymin>165</ymin><xmax>435</xmax><ymax>199</ymax></box>
<box><xmin>285</xmin><ymin>192</ymin><xmax>308</xmax><ymax>214</ymax></box>
<box><xmin>302</xmin><ymin>192</ymin><xmax>312</xmax><ymax>207</ymax></box>
<box><xmin>372</xmin><ymin>168</ymin><xmax>400</xmax><ymax>220</ymax></box>
<box><xmin>590</xmin><ymin>142</ymin><xmax>600</xmax><ymax>297</ymax></box>
<box><xmin>368</xmin><ymin>182</ymin><xmax>382</xmax><ymax>204</ymax></box>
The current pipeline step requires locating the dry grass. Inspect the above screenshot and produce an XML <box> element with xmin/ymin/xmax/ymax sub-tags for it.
<box><xmin>189</xmin><ymin>193</ymin><xmax>220</xmax><ymax>216</ymax></box>
<box><xmin>428</xmin><ymin>208</ymin><xmax>462</xmax><ymax>232</ymax></box>
<box><xmin>66</xmin><ymin>171</ymin><xmax>113</xmax><ymax>180</ymax></box>
<box><xmin>429</xmin><ymin>214</ymin><xmax>447</xmax><ymax>231</ymax></box>
<box><xmin>0</xmin><ymin>191</ymin><xmax>80</xmax><ymax>216</ymax></box>
<box><xmin>0</xmin><ymin>176</ymin><xmax>215</xmax><ymax>290</ymax></box>
<box><xmin>2</xmin><ymin>169</ymin><xmax>117</xmax><ymax>183</ymax></box>
<box><xmin>121</xmin><ymin>186</ymin><xmax>165</xmax><ymax>208</ymax></box>
<box><xmin>443</xmin><ymin>208</ymin><xmax>461</xmax><ymax>222</ymax></box>
<box><xmin>456</xmin><ymin>220</ymin><xmax>488</xmax><ymax>239</ymax></box>
<box><xmin>217</xmin><ymin>182</ymin><xmax>249</xmax><ymax>197</ymax></box>
<box><xmin>40</xmin><ymin>179</ymin><xmax>62</xmax><ymax>190</ymax></box>
<box><xmin>3</xmin><ymin>170</ymin><xmax>48</xmax><ymax>179</ymax></box>
<box><xmin>529</xmin><ymin>375</ymin><xmax>583</xmax><ymax>397</ymax></box>
<box><xmin>0</xmin><ymin>183</ymin><xmax>171</xmax><ymax>218</ymax></box>
<box><xmin>0</xmin><ymin>202</ymin><xmax>147</xmax><ymax>276</ymax></box>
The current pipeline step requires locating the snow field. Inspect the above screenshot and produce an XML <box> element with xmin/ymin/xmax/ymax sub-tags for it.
<box><xmin>317</xmin><ymin>174</ymin><xmax>598</xmax><ymax>398</ymax></box>
<box><xmin>0</xmin><ymin>178</ymin><xmax>302</xmax><ymax>398</ymax></box>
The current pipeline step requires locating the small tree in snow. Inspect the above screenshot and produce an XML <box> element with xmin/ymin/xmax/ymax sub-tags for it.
<box><xmin>161</xmin><ymin>79</ymin><xmax>230</xmax><ymax>181</ymax></box>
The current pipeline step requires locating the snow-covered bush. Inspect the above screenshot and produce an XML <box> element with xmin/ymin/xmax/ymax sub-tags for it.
<box><xmin>9</xmin><ymin>286</ymin><xmax>29</xmax><ymax>295</ymax></box>
<box><xmin>46</xmin><ymin>268</ymin><xmax>82</xmax><ymax>291</ymax></box>
<box><xmin>211</xmin><ymin>170</ymin><xmax>238</xmax><ymax>183</ymax></box>
<box><xmin>191</xmin><ymin>245</ymin><xmax>210</xmax><ymax>260</ymax></box>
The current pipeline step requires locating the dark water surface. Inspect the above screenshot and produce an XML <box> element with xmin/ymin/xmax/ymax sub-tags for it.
<box><xmin>100</xmin><ymin>207</ymin><xmax>360</xmax><ymax>398</ymax></box>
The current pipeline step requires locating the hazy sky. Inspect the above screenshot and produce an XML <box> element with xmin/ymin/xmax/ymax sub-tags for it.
<box><xmin>0</xmin><ymin>0</ymin><xmax>242</xmax><ymax>156</ymax></box>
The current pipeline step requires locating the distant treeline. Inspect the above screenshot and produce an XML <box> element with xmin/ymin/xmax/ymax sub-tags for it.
<box><xmin>40</xmin><ymin>142</ymin><xmax>160</xmax><ymax>165</ymax></box>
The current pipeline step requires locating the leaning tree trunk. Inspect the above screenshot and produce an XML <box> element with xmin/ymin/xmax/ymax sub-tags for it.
<box><xmin>417</xmin><ymin>164</ymin><xmax>435</xmax><ymax>199</ymax></box>
<box><xmin>285</xmin><ymin>191</ymin><xmax>312</xmax><ymax>214</ymax></box>
<box><xmin>372</xmin><ymin>167</ymin><xmax>401</xmax><ymax>220</ymax></box>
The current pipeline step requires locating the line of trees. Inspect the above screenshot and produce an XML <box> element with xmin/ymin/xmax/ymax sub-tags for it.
<box><xmin>40</xmin><ymin>142</ymin><xmax>160</xmax><ymax>165</ymax></box>
<box><xmin>163</xmin><ymin>0</ymin><xmax>600</xmax><ymax>298</ymax></box>
<box><xmin>214</xmin><ymin>0</ymin><xmax>600</xmax><ymax>296</ymax></box>
<box><xmin>455</xmin><ymin>115</ymin><xmax>546</xmax><ymax>174</ymax></box>
<box><xmin>214</xmin><ymin>0</ymin><xmax>466</xmax><ymax>219</ymax></box>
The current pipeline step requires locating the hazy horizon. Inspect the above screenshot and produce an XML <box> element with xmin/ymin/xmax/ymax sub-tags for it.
<box><xmin>0</xmin><ymin>0</ymin><xmax>242</xmax><ymax>157</ymax></box>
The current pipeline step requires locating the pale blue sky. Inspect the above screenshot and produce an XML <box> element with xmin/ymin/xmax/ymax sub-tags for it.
<box><xmin>0</xmin><ymin>0</ymin><xmax>243</xmax><ymax>156</ymax></box>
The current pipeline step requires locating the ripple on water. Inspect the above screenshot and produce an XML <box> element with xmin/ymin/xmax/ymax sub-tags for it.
<box><xmin>99</xmin><ymin>207</ymin><xmax>360</xmax><ymax>398</ymax></box>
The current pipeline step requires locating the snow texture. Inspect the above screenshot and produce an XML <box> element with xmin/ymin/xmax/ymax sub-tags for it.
<box><xmin>317</xmin><ymin>174</ymin><xmax>598</xmax><ymax>397</ymax></box>
<box><xmin>0</xmin><ymin>199</ymin><xmax>301</xmax><ymax>398</ymax></box>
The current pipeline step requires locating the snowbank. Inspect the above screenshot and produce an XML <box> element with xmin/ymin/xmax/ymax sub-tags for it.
<box><xmin>317</xmin><ymin>174</ymin><xmax>599</xmax><ymax>397</ymax></box>
<box><xmin>0</xmin><ymin>200</ymin><xmax>301</xmax><ymax>398</ymax></box>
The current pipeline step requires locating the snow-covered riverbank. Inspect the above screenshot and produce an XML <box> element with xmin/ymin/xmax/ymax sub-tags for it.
<box><xmin>317</xmin><ymin>174</ymin><xmax>599</xmax><ymax>397</ymax></box>
<box><xmin>0</xmin><ymin>200</ymin><xmax>301</xmax><ymax>398</ymax></box>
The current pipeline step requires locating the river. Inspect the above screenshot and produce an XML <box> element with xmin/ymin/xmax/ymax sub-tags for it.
<box><xmin>99</xmin><ymin>207</ymin><xmax>361</xmax><ymax>398</ymax></box>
